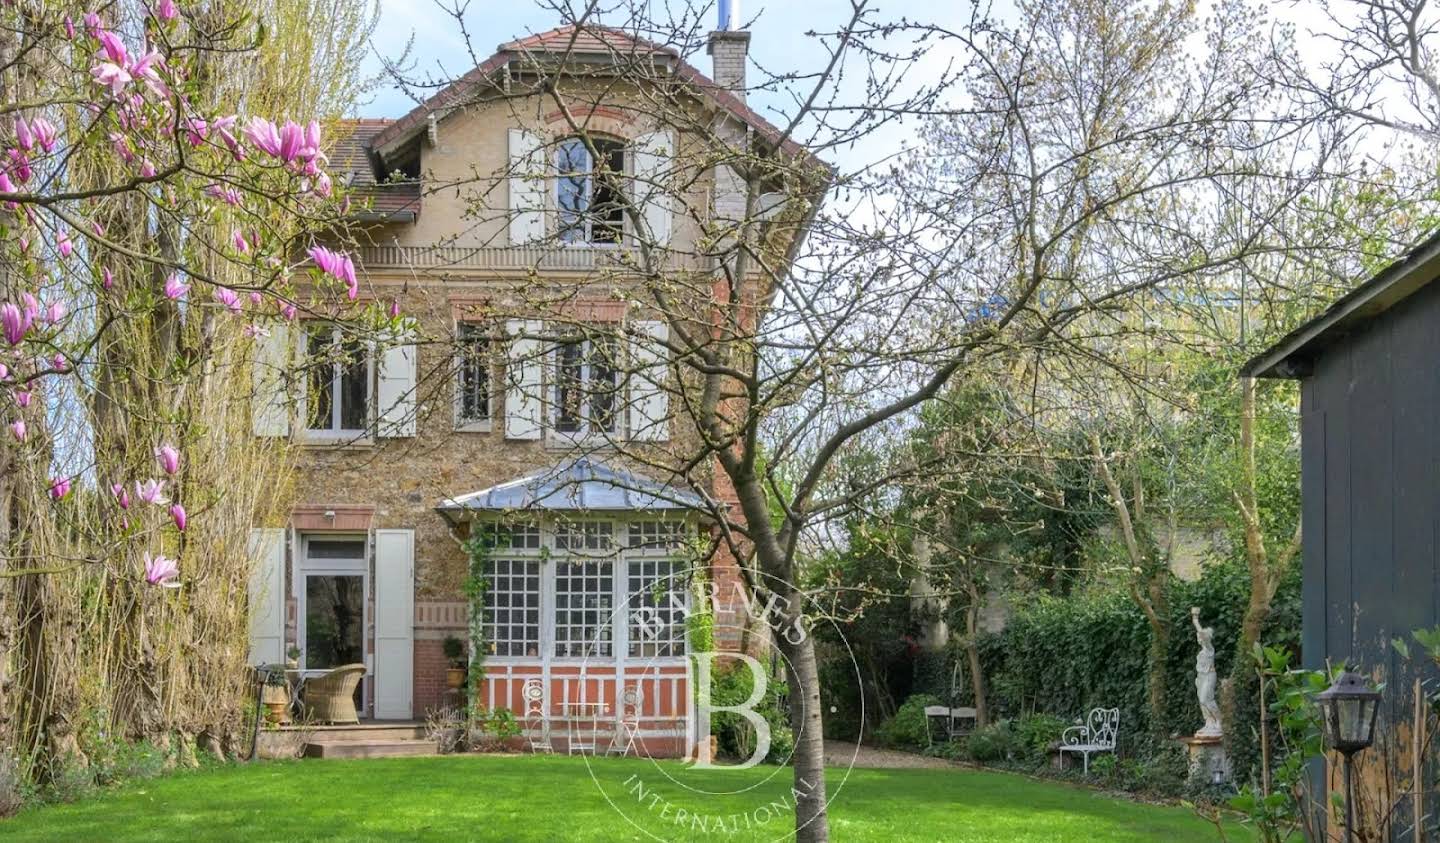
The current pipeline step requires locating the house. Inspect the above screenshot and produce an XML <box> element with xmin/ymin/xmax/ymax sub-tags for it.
<box><xmin>1244</xmin><ymin>230</ymin><xmax>1440</xmax><ymax>799</ymax></box>
<box><xmin>242</xmin><ymin>20</ymin><xmax>815</xmax><ymax>758</ymax></box>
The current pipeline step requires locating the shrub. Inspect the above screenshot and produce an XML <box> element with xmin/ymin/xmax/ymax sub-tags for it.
<box><xmin>874</xmin><ymin>694</ymin><xmax>942</xmax><ymax>750</ymax></box>
<box><xmin>711</xmin><ymin>662</ymin><xmax>790</xmax><ymax>763</ymax></box>
<box><xmin>1014</xmin><ymin>714</ymin><xmax>1067</xmax><ymax>763</ymax></box>
<box><xmin>963</xmin><ymin>720</ymin><xmax>1018</xmax><ymax>763</ymax></box>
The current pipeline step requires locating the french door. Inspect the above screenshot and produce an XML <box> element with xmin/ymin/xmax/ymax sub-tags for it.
<box><xmin>297</xmin><ymin>535</ymin><xmax>369</xmax><ymax>714</ymax></box>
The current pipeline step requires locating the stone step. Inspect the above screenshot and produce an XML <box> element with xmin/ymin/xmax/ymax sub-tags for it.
<box><xmin>302</xmin><ymin>739</ymin><xmax>437</xmax><ymax>759</ymax></box>
<box><xmin>302</xmin><ymin>725</ymin><xmax>427</xmax><ymax>742</ymax></box>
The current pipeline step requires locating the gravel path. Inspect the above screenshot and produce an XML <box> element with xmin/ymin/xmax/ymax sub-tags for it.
<box><xmin>823</xmin><ymin>739</ymin><xmax>955</xmax><ymax>769</ymax></box>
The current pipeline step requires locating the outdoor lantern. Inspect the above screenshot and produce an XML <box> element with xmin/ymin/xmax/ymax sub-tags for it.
<box><xmin>1315</xmin><ymin>672</ymin><xmax>1381</xmax><ymax>756</ymax></box>
<box><xmin>1315</xmin><ymin>671</ymin><xmax>1381</xmax><ymax>843</ymax></box>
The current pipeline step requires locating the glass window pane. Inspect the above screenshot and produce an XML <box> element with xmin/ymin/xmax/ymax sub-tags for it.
<box><xmin>556</xmin><ymin>139</ymin><xmax>590</xmax><ymax>244</ymax></box>
<box><xmin>339</xmin><ymin>337</ymin><xmax>368</xmax><ymax>430</ymax></box>
<box><xmin>458</xmin><ymin>325</ymin><xmax>490</xmax><ymax>421</ymax></box>
<box><xmin>306</xmin><ymin>328</ymin><xmax>333</xmax><ymax>431</ymax></box>
<box><xmin>555</xmin><ymin>339</ymin><xmax>584</xmax><ymax>432</ymax></box>
<box><xmin>304</xmin><ymin>574</ymin><xmax>365</xmax><ymax>669</ymax></box>
<box><xmin>307</xmin><ymin>539</ymin><xmax>366</xmax><ymax>559</ymax></box>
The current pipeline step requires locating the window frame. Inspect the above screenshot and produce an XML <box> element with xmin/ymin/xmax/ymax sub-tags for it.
<box><xmin>453</xmin><ymin>321</ymin><xmax>496</xmax><ymax>433</ymax></box>
<box><xmin>554</xmin><ymin>136</ymin><xmax>628</xmax><ymax>247</ymax></box>
<box><xmin>474</xmin><ymin>521</ymin><xmax>544</xmax><ymax>662</ymax></box>
<box><xmin>300</xmin><ymin>323</ymin><xmax>374</xmax><ymax>443</ymax></box>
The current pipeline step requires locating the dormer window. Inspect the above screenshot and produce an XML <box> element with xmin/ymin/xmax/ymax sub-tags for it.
<box><xmin>556</xmin><ymin>137</ymin><xmax>625</xmax><ymax>245</ymax></box>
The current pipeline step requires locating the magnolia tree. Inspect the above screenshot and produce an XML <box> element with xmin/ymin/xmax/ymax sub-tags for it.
<box><xmin>0</xmin><ymin>0</ymin><xmax>377</xmax><ymax>797</ymax></box>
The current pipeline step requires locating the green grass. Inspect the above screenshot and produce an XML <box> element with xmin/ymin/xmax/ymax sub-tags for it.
<box><xmin>2</xmin><ymin>754</ymin><xmax>1246</xmax><ymax>842</ymax></box>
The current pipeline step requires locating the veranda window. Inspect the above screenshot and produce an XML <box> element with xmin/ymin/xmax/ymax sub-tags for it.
<box><xmin>305</xmin><ymin>324</ymin><xmax>369</xmax><ymax>435</ymax></box>
<box><xmin>482</xmin><ymin>558</ymin><xmax>541</xmax><ymax>657</ymax></box>
<box><xmin>555</xmin><ymin>137</ymin><xmax>626</xmax><ymax>245</ymax></box>
<box><xmin>554</xmin><ymin>559</ymin><xmax>614</xmax><ymax>658</ymax></box>
<box><xmin>628</xmin><ymin>559</ymin><xmax>687</xmax><ymax>658</ymax></box>
<box><xmin>553</xmin><ymin>333</ymin><xmax>619</xmax><ymax>437</ymax></box>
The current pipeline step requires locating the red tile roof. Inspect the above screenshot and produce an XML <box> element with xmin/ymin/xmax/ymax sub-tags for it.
<box><xmin>332</xmin><ymin>119</ymin><xmax>421</xmax><ymax>220</ymax></box>
<box><xmin>367</xmin><ymin>24</ymin><xmax>811</xmax><ymax>161</ymax></box>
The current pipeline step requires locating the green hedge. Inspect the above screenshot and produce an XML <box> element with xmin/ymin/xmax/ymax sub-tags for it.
<box><xmin>975</xmin><ymin>558</ymin><xmax>1299</xmax><ymax>777</ymax></box>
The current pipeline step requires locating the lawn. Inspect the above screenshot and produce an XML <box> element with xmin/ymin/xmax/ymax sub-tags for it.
<box><xmin>2</xmin><ymin>754</ymin><xmax>1246</xmax><ymax>842</ymax></box>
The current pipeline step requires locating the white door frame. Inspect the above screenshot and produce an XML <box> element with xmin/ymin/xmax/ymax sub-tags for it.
<box><xmin>295</xmin><ymin>532</ymin><xmax>371</xmax><ymax>715</ymax></box>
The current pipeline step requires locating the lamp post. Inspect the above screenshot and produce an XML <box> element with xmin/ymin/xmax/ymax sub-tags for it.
<box><xmin>1315</xmin><ymin>672</ymin><xmax>1381</xmax><ymax>843</ymax></box>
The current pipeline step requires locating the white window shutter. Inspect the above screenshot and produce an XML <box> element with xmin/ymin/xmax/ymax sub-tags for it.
<box><xmin>377</xmin><ymin>331</ymin><xmax>417</xmax><ymax>438</ymax></box>
<box><xmin>374</xmin><ymin>529</ymin><xmax>415</xmax><ymax>719</ymax></box>
<box><xmin>247</xmin><ymin>528</ymin><xmax>286</xmax><ymax>666</ymax></box>
<box><xmin>508</xmin><ymin>128</ymin><xmax>547</xmax><ymax>245</ymax></box>
<box><xmin>251</xmin><ymin>325</ymin><xmax>291</xmax><ymax>437</ymax></box>
<box><xmin>632</xmin><ymin>130</ymin><xmax>675</xmax><ymax>246</ymax></box>
<box><xmin>505</xmin><ymin>319</ymin><xmax>543</xmax><ymax>440</ymax></box>
<box><xmin>629</xmin><ymin>319</ymin><xmax>670</xmax><ymax>441</ymax></box>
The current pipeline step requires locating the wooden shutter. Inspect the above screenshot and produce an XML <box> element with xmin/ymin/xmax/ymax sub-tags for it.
<box><xmin>632</xmin><ymin>130</ymin><xmax>675</xmax><ymax>246</ymax></box>
<box><xmin>505</xmin><ymin>319</ymin><xmax>543</xmax><ymax>440</ymax></box>
<box><xmin>374</xmin><ymin>529</ymin><xmax>415</xmax><ymax>719</ymax></box>
<box><xmin>247</xmin><ymin>528</ymin><xmax>286</xmax><ymax>666</ymax></box>
<box><xmin>376</xmin><ymin>332</ymin><xmax>417</xmax><ymax>438</ymax></box>
<box><xmin>251</xmin><ymin>325</ymin><xmax>291</xmax><ymax>437</ymax></box>
<box><xmin>508</xmin><ymin>128</ymin><xmax>546</xmax><ymax>245</ymax></box>
<box><xmin>629</xmin><ymin>319</ymin><xmax>670</xmax><ymax>441</ymax></box>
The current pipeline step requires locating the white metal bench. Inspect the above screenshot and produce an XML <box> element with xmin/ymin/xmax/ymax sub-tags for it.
<box><xmin>924</xmin><ymin>705</ymin><xmax>978</xmax><ymax>744</ymax></box>
<box><xmin>1058</xmin><ymin>707</ymin><xmax>1119</xmax><ymax>773</ymax></box>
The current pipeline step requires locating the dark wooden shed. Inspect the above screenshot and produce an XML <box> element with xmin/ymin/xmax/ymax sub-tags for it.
<box><xmin>1246</xmin><ymin>232</ymin><xmax>1440</xmax><ymax>835</ymax></box>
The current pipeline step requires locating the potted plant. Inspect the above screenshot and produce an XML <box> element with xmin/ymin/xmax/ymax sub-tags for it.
<box><xmin>443</xmin><ymin>636</ymin><xmax>467</xmax><ymax>689</ymax></box>
<box><xmin>285</xmin><ymin>645</ymin><xmax>301</xmax><ymax>670</ymax></box>
<box><xmin>259</xmin><ymin>668</ymin><xmax>290</xmax><ymax>725</ymax></box>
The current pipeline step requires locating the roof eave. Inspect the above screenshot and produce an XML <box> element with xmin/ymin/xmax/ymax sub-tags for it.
<box><xmin>1242</xmin><ymin>230</ymin><xmax>1440</xmax><ymax>379</ymax></box>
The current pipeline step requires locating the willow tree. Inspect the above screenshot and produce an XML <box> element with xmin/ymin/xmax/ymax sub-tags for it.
<box><xmin>0</xmin><ymin>0</ymin><xmax>377</xmax><ymax>800</ymax></box>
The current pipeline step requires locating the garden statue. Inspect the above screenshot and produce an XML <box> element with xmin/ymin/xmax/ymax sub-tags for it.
<box><xmin>1191</xmin><ymin>607</ymin><xmax>1223</xmax><ymax>737</ymax></box>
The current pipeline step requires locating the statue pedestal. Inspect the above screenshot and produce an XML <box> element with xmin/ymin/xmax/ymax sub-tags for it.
<box><xmin>1181</xmin><ymin>735</ymin><xmax>1231</xmax><ymax>786</ymax></box>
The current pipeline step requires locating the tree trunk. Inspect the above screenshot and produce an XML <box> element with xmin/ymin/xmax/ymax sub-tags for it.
<box><xmin>776</xmin><ymin>601</ymin><xmax>829</xmax><ymax>843</ymax></box>
<box><xmin>964</xmin><ymin>582</ymin><xmax>989</xmax><ymax>727</ymax></box>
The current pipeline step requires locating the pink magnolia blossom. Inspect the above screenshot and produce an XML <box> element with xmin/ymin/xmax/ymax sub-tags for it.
<box><xmin>15</xmin><ymin>390</ymin><xmax>32</xmax><ymax>408</ymax></box>
<box><xmin>184</xmin><ymin>117</ymin><xmax>207</xmax><ymax>146</ymax></box>
<box><xmin>163</xmin><ymin>274</ymin><xmax>189</xmax><ymax>300</ymax></box>
<box><xmin>109</xmin><ymin>132</ymin><xmax>134</xmax><ymax>163</ymax></box>
<box><xmin>64</xmin><ymin>15</ymin><xmax>75</xmax><ymax>40</ymax></box>
<box><xmin>30</xmin><ymin>118</ymin><xmax>56</xmax><ymax>153</ymax></box>
<box><xmin>214</xmin><ymin>287</ymin><xmax>241</xmax><ymax>313</ymax></box>
<box><xmin>135</xmin><ymin>478</ymin><xmax>166</xmax><ymax>505</ymax></box>
<box><xmin>56</xmin><ymin>231</ymin><xmax>72</xmax><ymax>258</ymax></box>
<box><xmin>211</xmin><ymin>115</ymin><xmax>242</xmax><ymax>160</ymax></box>
<box><xmin>14</xmin><ymin>117</ymin><xmax>33</xmax><ymax>151</ymax></box>
<box><xmin>241</xmin><ymin>117</ymin><xmax>281</xmax><ymax>157</ymax></box>
<box><xmin>311</xmin><ymin>170</ymin><xmax>332</xmax><ymax>198</ymax></box>
<box><xmin>102</xmin><ymin>267</ymin><xmax>115</xmax><ymax>290</ymax></box>
<box><xmin>1</xmin><ymin>302</ymin><xmax>23</xmax><ymax>345</ymax></box>
<box><xmin>155</xmin><ymin>444</ymin><xmax>180</xmax><ymax>475</ymax></box>
<box><xmin>242</xmin><ymin>323</ymin><xmax>269</xmax><ymax>339</ymax></box>
<box><xmin>49</xmin><ymin>476</ymin><xmax>71</xmax><ymax>500</ymax></box>
<box><xmin>139</xmin><ymin>159</ymin><xmax>155</xmax><ymax>178</ymax></box>
<box><xmin>231</xmin><ymin>229</ymin><xmax>249</xmax><ymax>254</ymax></box>
<box><xmin>51</xmin><ymin>353</ymin><xmax>67</xmax><ymax>372</ymax></box>
<box><xmin>22</xmin><ymin>293</ymin><xmax>39</xmax><ymax>325</ymax></box>
<box><xmin>143</xmin><ymin>551</ymin><xmax>180</xmax><ymax>587</ymax></box>
<box><xmin>279</xmin><ymin>302</ymin><xmax>297</xmax><ymax>321</ymax></box>
<box><xmin>84</xmin><ymin>13</ymin><xmax>103</xmax><ymax>35</ymax></box>
<box><xmin>169</xmin><ymin>503</ymin><xmax>187</xmax><ymax>531</ymax></box>
<box><xmin>130</xmin><ymin>49</ymin><xmax>168</xmax><ymax>98</ymax></box>
<box><xmin>277</xmin><ymin>120</ymin><xmax>303</xmax><ymax>163</ymax></box>
<box><xmin>249</xmin><ymin>291</ymin><xmax>263</xmax><ymax>305</ymax></box>
<box><xmin>154</xmin><ymin>0</ymin><xmax>178</xmax><ymax>22</ymax></box>
<box><xmin>111</xmin><ymin>482</ymin><xmax>130</xmax><ymax>509</ymax></box>
<box><xmin>96</xmin><ymin>30</ymin><xmax>130</xmax><ymax>66</ymax></box>
<box><xmin>204</xmin><ymin>183</ymin><xmax>242</xmax><ymax>206</ymax></box>
<box><xmin>9</xmin><ymin>419</ymin><xmax>24</xmax><ymax>442</ymax></box>
<box><xmin>44</xmin><ymin>300</ymin><xmax>66</xmax><ymax>324</ymax></box>
<box><xmin>308</xmin><ymin>246</ymin><xmax>357</xmax><ymax>293</ymax></box>
<box><xmin>388</xmin><ymin>299</ymin><xmax>401</xmax><ymax>319</ymax></box>
<box><xmin>0</xmin><ymin>362</ymin><xmax>8</xmax><ymax>380</ymax></box>
<box><xmin>92</xmin><ymin>63</ymin><xmax>131</xmax><ymax>96</ymax></box>
<box><xmin>8</xmin><ymin>150</ymin><xmax>30</xmax><ymax>184</ymax></box>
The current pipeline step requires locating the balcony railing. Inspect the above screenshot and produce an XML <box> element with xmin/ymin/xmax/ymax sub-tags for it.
<box><xmin>356</xmin><ymin>244</ymin><xmax>712</xmax><ymax>273</ymax></box>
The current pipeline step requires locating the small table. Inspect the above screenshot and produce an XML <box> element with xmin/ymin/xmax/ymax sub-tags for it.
<box><xmin>557</xmin><ymin>701</ymin><xmax>610</xmax><ymax>754</ymax></box>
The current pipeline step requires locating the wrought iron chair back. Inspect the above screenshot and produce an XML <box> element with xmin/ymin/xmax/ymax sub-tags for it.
<box><xmin>609</xmin><ymin>685</ymin><xmax>644</xmax><ymax>756</ymax></box>
<box><xmin>523</xmin><ymin>678</ymin><xmax>553</xmax><ymax>753</ymax></box>
<box><xmin>1086</xmin><ymin>707</ymin><xmax>1119</xmax><ymax>750</ymax></box>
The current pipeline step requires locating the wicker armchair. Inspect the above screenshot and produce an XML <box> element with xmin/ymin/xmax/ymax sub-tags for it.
<box><xmin>301</xmin><ymin>664</ymin><xmax>366</xmax><ymax>724</ymax></box>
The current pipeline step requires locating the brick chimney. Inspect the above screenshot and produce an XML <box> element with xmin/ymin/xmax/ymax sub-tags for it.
<box><xmin>707</xmin><ymin>0</ymin><xmax>749</xmax><ymax>100</ymax></box>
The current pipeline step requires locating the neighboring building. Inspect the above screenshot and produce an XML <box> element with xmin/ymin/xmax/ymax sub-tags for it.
<box><xmin>1245</xmin><ymin>231</ymin><xmax>1440</xmax><ymax>808</ymax></box>
<box><xmin>243</xmin><ymin>22</ymin><xmax>812</xmax><ymax>758</ymax></box>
